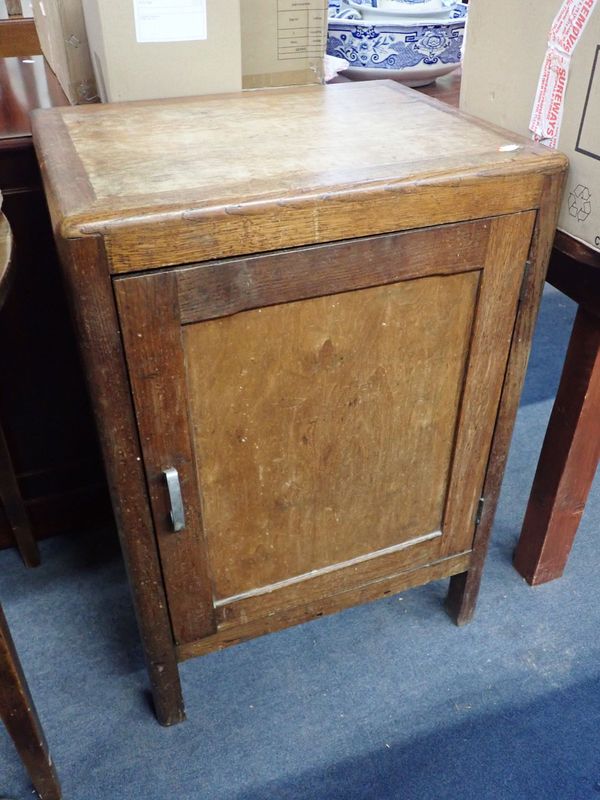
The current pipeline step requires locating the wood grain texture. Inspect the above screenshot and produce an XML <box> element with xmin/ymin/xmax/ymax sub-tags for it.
<box><xmin>216</xmin><ymin>534</ymin><xmax>442</xmax><ymax>627</ymax></box>
<box><xmin>114</xmin><ymin>272</ymin><xmax>217</xmax><ymax>645</ymax></box>
<box><xmin>56</xmin><ymin>236</ymin><xmax>184</xmax><ymax>726</ymax></box>
<box><xmin>513</xmin><ymin>305</ymin><xmax>600</xmax><ymax>585</ymax></box>
<box><xmin>102</xmin><ymin>174</ymin><xmax>544</xmax><ymax>273</ymax></box>
<box><xmin>447</xmin><ymin>171</ymin><xmax>568</xmax><ymax>624</ymax></box>
<box><xmin>30</xmin><ymin>80</ymin><xmax>567</xmax><ymax>272</ymax></box>
<box><xmin>177</xmin><ymin>218</ymin><xmax>490</xmax><ymax>323</ymax></box>
<box><xmin>0</xmin><ymin>56</ymin><xmax>66</xmax><ymax>144</ymax></box>
<box><xmin>177</xmin><ymin>551</ymin><xmax>470</xmax><ymax>661</ymax></box>
<box><xmin>0</xmin><ymin>18</ymin><xmax>40</xmax><ymax>57</ymax></box>
<box><xmin>441</xmin><ymin>211</ymin><xmax>536</xmax><ymax>556</ymax></box>
<box><xmin>184</xmin><ymin>273</ymin><xmax>478</xmax><ymax>602</ymax></box>
<box><xmin>0</xmin><ymin>604</ymin><xmax>61</xmax><ymax>800</ymax></box>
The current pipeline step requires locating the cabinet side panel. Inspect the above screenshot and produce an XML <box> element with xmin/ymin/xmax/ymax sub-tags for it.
<box><xmin>448</xmin><ymin>170</ymin><xmax>569</xmax><ymax>623</ymax></box>
<box><xmin>57</xmin><ymin>236</ymin><xmax>184</xmax><ymax>725</ymax></box>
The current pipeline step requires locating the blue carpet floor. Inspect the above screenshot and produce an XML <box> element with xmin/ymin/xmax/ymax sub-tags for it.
<box><xmin>2</xmin><ymin>285</ymin><xmax>599</xmax><ymax>800</ymax></box>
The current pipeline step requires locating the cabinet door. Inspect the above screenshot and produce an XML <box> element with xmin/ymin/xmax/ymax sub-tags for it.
<box><xmin>114</xmin><ymin>213</ymin><xmax>534</xmax><ymax>645</ymax></box>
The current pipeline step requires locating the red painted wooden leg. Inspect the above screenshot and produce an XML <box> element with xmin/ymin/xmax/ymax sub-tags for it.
<box><xmin>514</xmin><ymin>306</ymin><xmax>600</xmax><ymax>585</ymax></box>
<box><xmin>0</xmin><ymin>605</ymin><xmax>61</xmax><ymax>800</ymax></box>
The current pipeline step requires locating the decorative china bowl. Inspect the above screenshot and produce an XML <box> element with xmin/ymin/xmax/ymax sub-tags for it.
<box><xmin>327</xmin><ymin>3</ymin><xmax>467</xmax><ymax>87</ymax></box>
<box><xmin>349</xmin><ymin>0</ymin><xmax>459</xmax><ymax>20</ymax></box>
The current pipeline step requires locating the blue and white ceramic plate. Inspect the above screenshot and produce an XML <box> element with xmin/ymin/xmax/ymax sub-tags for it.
<box><xmin>327</xmin><ymin>3</ymin><xmax>467</xmax><ymax>87</ymax></box>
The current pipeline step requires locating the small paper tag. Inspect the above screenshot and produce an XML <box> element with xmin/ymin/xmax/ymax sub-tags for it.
<box><xmin>529</xmin><ymin>0</ymin><xmax>599</xmax><ymax>147</ymax></box>
<box><xmin>133</xmin><ymin>0</ymin><xmax>207</xmax><ymax>44</ymax></box>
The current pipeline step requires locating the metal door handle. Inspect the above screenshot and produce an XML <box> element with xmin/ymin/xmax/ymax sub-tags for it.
<box><xmin>163</xmin><ymin>467</ymin><xmax>186</xmax><ymax>532</ymax></box>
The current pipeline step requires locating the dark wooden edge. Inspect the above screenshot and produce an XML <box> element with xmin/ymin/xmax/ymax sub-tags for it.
<box><xmin>554</xmin><ymin>229</ymin><xmax>600</xmax><ymax>269</ymax></box>
<box><xmin>172</xmin><ymin>218</ymin><xmax>490</xmax><ymax>323</ymax></box>
<box><xmin>114</xmin><ymin>271</ymin><xmax>217</xmax><ymax>645</ymax></box>
<box><xmin>30</xmin><ymin>109</ymin><xmax>96</xmax><ymax>233</ymax></box>
<box><xmin>0</xmin><ymin>18</ymin><xmax>41</xmax><ymax>58</ymax></box>
<box><xmin>56</xmin><ymin>235</ymin><xmax>184</xmax><ymax>726</ymax></box>
<box><xmin>446</xmin><ymin>169</ymin><xmax>568</xmax><ymax>624</ymax></box>
<box><xmin>0</xmin><ymin>605</ymin><xmax>61</xmax><ymax>800</ymax></box>
<box><xmin>546</xmin><ymin>247</ymin><xmax>600</xmax><ymax>315</ymax></box>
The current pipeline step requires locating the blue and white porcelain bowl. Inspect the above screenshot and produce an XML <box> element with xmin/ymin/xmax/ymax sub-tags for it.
<box><xmin>327</xmin><ymin>2</ymin><xmax>467</xmax><ymax>86</ymax></box>
<box><xmin>349</xmin><ymin>0</ymin><xmax>458</xmax><ymax>19</ymax></box>
<box><xmin>347</xmin><ymin>0</ymin><xmax>460</xmax><ymax>21</ymax></box>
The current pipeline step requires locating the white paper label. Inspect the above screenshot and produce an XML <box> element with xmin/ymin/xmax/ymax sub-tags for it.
<box><xmin>134</xmin><ymin>0</ymin><xmax>207</xmax><ymax>43</ymax></box>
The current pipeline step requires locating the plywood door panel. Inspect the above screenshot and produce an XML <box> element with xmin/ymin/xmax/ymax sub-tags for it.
<box><xmin>184</xmin><ymin>273</ymin><xmax>479</xmax><ymax>602</ymax></box>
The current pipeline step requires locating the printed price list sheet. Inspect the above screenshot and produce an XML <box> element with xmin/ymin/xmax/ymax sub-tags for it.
<box><xmin>277</xmin><ymin>0</ymin><xmax>327</xmax><ymax>60</ymax></box>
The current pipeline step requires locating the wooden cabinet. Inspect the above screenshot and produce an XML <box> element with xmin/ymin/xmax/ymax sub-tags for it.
<box><xmin>31</xmin><ymin>81</ymin><xmax>567</xmax><ymax>725</ymax></box>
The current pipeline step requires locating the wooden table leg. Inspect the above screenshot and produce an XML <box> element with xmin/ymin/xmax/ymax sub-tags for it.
<box><xmin>0</xmin><ymin>422</ymin><xmax>40</xmax><ymax>568</ymax></box>
<box><xmin>0</xmin><ymin>605</ymin><xmax>61</xmax><ymax>800</ymax></box>
<box><xmin>514</xmin><ymin>305</ymin><xmax>600</xmax><ymax>585</ymax></box>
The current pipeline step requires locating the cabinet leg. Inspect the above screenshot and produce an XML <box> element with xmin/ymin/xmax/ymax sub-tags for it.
<box><xmin>0</xmin><ymin>422</ymin><xmax>40</xmax><ymax>568</ymax></box>
<box><xmin>445</xmin><ymin>568</ymin><xmax>482</xmax><ymax>626</ymax></box>
<box><xmin>147</xmin><ymin>656</ymin><xmax>186</xmax><ymax>726</ymax></box>
<box><xmin>0</xmin><ymin>605</ymin><xmax>61</xmax><ymax>800</ymax></box>
<box><xmin>514</xmin><ymin>306</ymin><xmax>600</xmax><ymax>585</ymax></box>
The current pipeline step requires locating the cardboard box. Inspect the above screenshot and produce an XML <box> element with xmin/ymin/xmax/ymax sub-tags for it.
<box><xmin>80</xmin><ymin>0</ymin><xmax>326</xmax><ymax>103</ymax></box>
<box><xmin>461</xmin><ymin>0</ymin><xmax>600</xmax><ymax>253</ymax></box>
<box><xmin>32</xmin><ymin>0</ymin><xmax>98</xmax><ymax>104</ymax></box>
<box><xmin>81</xmin><ymin>0</ymin><xmax>243</xmax><ymax>102</ymax></box>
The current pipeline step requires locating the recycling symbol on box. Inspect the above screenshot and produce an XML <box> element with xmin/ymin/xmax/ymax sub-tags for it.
<box><xmin>568</xmin><ymin>184</ymin><xmax>592</xmax><ymax>222</ymax></box>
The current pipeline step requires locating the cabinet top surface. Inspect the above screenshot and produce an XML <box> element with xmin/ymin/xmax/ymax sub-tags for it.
<box><xmin>33</xmin><ymin>82</ymin><xmax>564</xmax><ymax>227</ymax></box>
<box><xmin>31</xmin><ymin>81</ymin><xmax>567</xmax><ymax>271</ymax></box>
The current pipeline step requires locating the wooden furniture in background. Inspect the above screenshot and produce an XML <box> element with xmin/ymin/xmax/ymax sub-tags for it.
<box><xmin>0</xmin><ymin>55</ymin><xmax>110</xmax><ymax>554</ymax></box>
<box><xmin>418</xmin><ymin>71</ymin><xmax>600</xmax><ymax>587</ymax></box>
<box><xmin>417</xmin><ymin>67</ymin><xmax>461</xmax><ymax>106</ymax></box>
<box><xmin>0</xmin><ymin>211</ymin><xmax>39</xmax><ymax>567</ymax></box>
<box><xmin>32</xmin><ymin>80</ymin><xmax>566</xmax><ymax>724</ymax></box>
<box><xmin>0</xmin><ymin>1</ymin><xmax>40</xmax><ymax>58</ymax></box>
<box><xmin>0</xmin><ymin>603</ymin><xmax>61</xmax><ymax>800</ymax></box>
<box><xmin>513</xmin><ymin>236</ymin><xmax>600</xmax><ymax>584</ymax></box>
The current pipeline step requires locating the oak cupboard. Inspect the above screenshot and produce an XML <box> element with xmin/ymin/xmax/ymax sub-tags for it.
<box><xmin>31</xmin><ymin>81</ymin><xmax>567</xmax><ymax>725</ymax></box>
